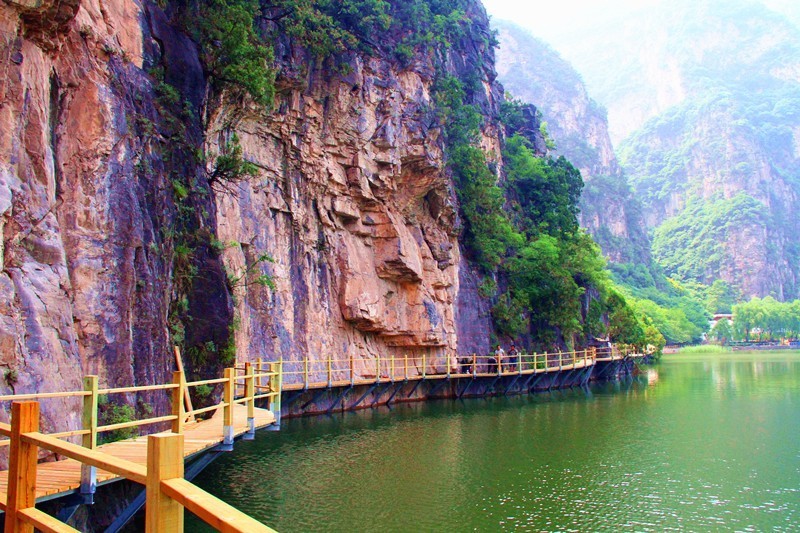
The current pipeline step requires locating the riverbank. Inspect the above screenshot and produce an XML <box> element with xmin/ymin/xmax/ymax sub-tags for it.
<box><xmin>665</xmin><ymin>343</ymin><xmax>799</xmax><ymax>354</ymax></box>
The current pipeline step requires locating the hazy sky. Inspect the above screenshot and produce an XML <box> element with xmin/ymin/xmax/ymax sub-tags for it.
<box><xmin>482</xmin><ymin>0</ymin><xmax>800</xmax><ymax>44</ymax></box>
<box><xmin>481</xmin><ymin>0</ymin><xmax>665</xmax><ymax>44</ymax></box>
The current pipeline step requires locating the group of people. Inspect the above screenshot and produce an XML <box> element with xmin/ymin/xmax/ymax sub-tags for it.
<box><xmin>457</xmin><ymin>343</ymin><xmax>521</xmax><ymax>374</ymax></box>
<box><xmin>490</xmin><ymin>343</ymin><xmax>521</xmax><ymax>373</ymax></box>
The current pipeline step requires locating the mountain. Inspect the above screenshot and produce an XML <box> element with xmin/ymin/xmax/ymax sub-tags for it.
<box><xmin>0</xmin><ymin>0</ymin><xmax>645</xmax><ymax>442</ymax></box>
<box><xmin>529</xmin><ymin>0</ymin><xmax>800</xmax><ymax>300</ymax></box>
<box><xmin>493</xmin><ymin>21</ymin><xmax>652</xmax><ymax>267</ymax></box>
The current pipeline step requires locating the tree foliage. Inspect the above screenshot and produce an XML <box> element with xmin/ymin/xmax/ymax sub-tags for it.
<box><xmin>733</xmin><ymin>297</ymin><xmax>800</xmax><ymax>341</ymax></box>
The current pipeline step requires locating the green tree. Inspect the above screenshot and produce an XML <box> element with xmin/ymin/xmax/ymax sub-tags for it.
<box><xmin>704</xmin><ymin>279</ymin><xmax>739</xmax><ymax>314</ymax></box>
<box><xmin>709</xmin><ymin>318</ymin><xmax>733</xmax><ymax>344</ymax></box>
<box><xmin>607</xmin><ymin>290</ymin><xmax>645</xmax><ymax>346</ymax></box>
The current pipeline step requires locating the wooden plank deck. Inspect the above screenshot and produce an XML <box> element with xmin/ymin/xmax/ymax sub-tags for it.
<box><xmin>0</xmin><ymin>404</ymin><xmax>275</xmax><ymax>502</ymax></box>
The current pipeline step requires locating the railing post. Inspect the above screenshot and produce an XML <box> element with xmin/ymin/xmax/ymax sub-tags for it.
<box><xmin>391</xmin><ymin>354</ymin><xmax>395</xmax><ymax>382</ymax></box>
<box><xmin>174</xmin><ymin>346</ymin><xmax>195</xmax><ymax>422</ymax></box>
<box><xmin>81</xmin><ymin>375</ymin><xmax>98</xmax><ymax>503</ymax></box>
<box><xmin>171</xmin><ymin>371</ymin><xmax>185</xmax><ymax>434</ymax></box>
<box><xmin>404</xmin><ymin>354</ymin><xmax>408</xmax><ymax>380</ymax></box>
<box><xmin>422</xmin><ymin>353</ymin><xmax>427</xmax><ymax>379</ymax></box>
<box><xmin>303</xmin><ymin>356</ymin><xmax>309</xmax><ymax>390</ymax></box>
<box><xmin>559</xmin><ymin>351</ymin><xmax>563</xmax><ymax>370</ymax></box>
<box><xmin>472</xmin><ymin>353</ymin><xmax>477</xmax><ymax>377</ymax></box>
<box><xmin>447</xmin><ymin>352</ymin><xmax>451</xmax><ymax>379</ymax></box>
<box><xmin>349</xmin><ymin>353</ymin><xmax>354</xmax><ymax>386</ymax></box>
<box><xmin>5</xmin><ymin>401</ymin><xmax>39</xmax><ymax>533</ymax></box>
<box><xmin>275</xmin><ymin>358</ymin><xmax>283</xmax><ymax>427</ymax></box>
<box><xmin>518</xmin><ymin>353</ymin><xmax>523</xmax><ymax>375</ymax></box>
<box><xmin>145</xmin><ymin>433</ymin><xmax>185</xmax><ymax>532</ymax></box>
<box><xmin>223</xmin><ymin>367</ymin><xmax>234</xmax><ymax>449</ymax></box>
<box><xmin>245</xmin><ymin>363</ymin><xmax>255</xmax><ymax>440</ymax></box>
<box><xmin>375</xmin><ymin>354</ymin><xmax>381</xmax><ymax>383</ymax></box>
<box><xmin>257</xmin><ymin>358</ymin><xmax>264</xmax><ymax>395</ymax></box>
<box><xmin>327</xmin><ymin>354</ymin><xmax>333</xmax><ymax>388</ymax></box>
<box><xmin>267</xmin><ymin>360</ymin><xmax>282</xmax><ymax>429</ymax></box>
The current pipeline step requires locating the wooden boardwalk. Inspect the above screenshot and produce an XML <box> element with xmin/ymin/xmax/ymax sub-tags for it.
<box><xmin>280</xmin><ymin>349</ymin><xmax>637</xmax><ymax>392</ymax></box>
<box><xmin>0</xmin><ymin>362</ymin><xmax>281</xmax><ymax>531</ymax></box>
<box><xmin>0</xmin><ymin>404</ymin><xmax>274</xmax><ymax>503</ymax></box>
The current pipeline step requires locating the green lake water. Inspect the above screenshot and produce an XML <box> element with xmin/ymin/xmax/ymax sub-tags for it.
<box><xmin>191</xmin><ymin>351</ymin><xmax>800</xmax><ymax>531</ymax></box>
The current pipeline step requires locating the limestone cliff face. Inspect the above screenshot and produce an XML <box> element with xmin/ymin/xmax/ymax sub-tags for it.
<box><xmin>0</xmin><ymin>0</ymin><xmax>182</xmax><ymax>437</ymax></box>
<box><xmin>209</xmin><ymin>57</ymin><xmax>465</xmax><ymax>380</ymax></box>
<box><xmin>0</xmin><ymin>0</ymin><xmax>503</xmax><ymax>430</ymax></box>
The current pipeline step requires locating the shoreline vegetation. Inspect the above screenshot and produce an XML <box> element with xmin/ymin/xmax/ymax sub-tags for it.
<box><xmin>669</xmin><ymin>343</ymin><xmax>800</xmax><ymax>354</ymax></box>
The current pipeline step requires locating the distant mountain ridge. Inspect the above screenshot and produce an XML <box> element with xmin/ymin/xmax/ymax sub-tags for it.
<box><xmin>495</xmin><ymin>1</ymin><xmax>800</xmax><ymax>301</ymax></box>
<box><xmin>493</xmin><ymin>21</ymin><xmax>652</xmax><ymax>267</ymax></box>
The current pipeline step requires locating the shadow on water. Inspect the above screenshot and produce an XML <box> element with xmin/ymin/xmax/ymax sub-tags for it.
<box><xmin>189</xmin><ymin>352</ymin><xmax>800</xmax><ymax>532</ymax></box>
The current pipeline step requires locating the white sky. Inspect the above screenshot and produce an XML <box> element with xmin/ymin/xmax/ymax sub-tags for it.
<box><xmin>481</xmin><ymin>0</ymin><xmax>665</xmax><ymax>44</ymax></box>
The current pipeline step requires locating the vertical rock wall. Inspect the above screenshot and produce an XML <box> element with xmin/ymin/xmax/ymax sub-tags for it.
<box><xmin>0</xmin><ymin>0</ymin><xmax>506</xmax><ymax>426</ymax></box>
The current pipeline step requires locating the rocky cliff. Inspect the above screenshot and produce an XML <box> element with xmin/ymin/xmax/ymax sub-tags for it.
<box><xmin>493</xmin><ymin>21</ymin><xmax>652</xmax><ymax>267</ymax></box>
<box><xmin>0</xmin><ymin>0</ymin><xmax>511</xmax><ymax>433</ymax></box>
<box><xmin>499</xmin><ymin>0</ymin><xmax>800</xmax><ymax>301</ymax></box>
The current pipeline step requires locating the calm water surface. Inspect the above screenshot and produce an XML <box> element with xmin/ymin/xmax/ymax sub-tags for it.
<box><xmin>192</xmin><ymin>351</ymin><xmax>800</xmax><ymax>531</ymax></box>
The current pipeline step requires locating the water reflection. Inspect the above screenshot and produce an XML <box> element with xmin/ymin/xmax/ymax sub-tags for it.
<box><xmin>191</xmin><ymin>351</ymin><xmax>800</xmax><ymax>532</ymax></box>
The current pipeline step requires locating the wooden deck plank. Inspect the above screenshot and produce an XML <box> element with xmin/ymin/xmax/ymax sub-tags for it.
<box><xmin>0</xmin><ymin>404</ymin><xmax>275</xmax><ymax>502</ymax></box>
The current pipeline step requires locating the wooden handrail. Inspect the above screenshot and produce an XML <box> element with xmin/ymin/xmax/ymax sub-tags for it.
<box><xmin>161</xmin><ymin>478</ymin><xmax>276</xmax><ymax>532</ymax></box>
<box><xmin>18</xmin><ymin>507</ymin><xmax>80</xmax><ymax>533</ymax></box>
<box><xmin>186</xmin><ymin>403</ymin><xmax>225</xmax><ymax>418</ymax></box>
<box><xmin>97</xmin><ymin>414</ymin><xmax>178</xmax><ymax>434</ymax></box>
<box><xmin>98</xmin><ymin>383</ymin><xmax>179</xmax><ymax>395</ymax></box>
<box><xmin>21</xmin><ymin>431</ymin><xmax>148</xmax><ymax>484</ymax></box>
<box><xmin>185</xmin><ymin>377</ymin><xmax>229</xmax><ymax>387</ymax></box>
<box><xmin>4</xmin><ymin>402</ymin><xmax>277</xmax><ymax>532</ymax></box>
<box><xmin>0</xmin><ymin>391</ymin><xmax>90</xmax><ymax>402</ymax></box>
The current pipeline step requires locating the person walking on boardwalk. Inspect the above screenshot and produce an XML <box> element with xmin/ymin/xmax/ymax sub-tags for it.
<box><xmin>507</xmin><ymin>343</ymin><xmax>520</xmax><ymax>372</ymax></box>
<box><xmin>460</xmin><ymin>354</ymin><xmax>474</xmax><ymax>374</ymax></box>
<box><xmin>493</xmin><ymin>344</ymin><xmax>505</xmax><ymax>374</ymax></box>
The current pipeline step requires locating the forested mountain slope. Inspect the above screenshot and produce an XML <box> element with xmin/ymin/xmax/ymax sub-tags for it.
<box><xmin>493</xmin><ymin>21</ymin><xmax>652</xmax><ymax>267</ymax></box>
<box><xmin>530</xmin><ymin>0</ymin><xmax>800</xmax><ymax>300</ymax></box>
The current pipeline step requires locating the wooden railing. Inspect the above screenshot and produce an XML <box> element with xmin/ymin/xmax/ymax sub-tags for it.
<box><xmin>0</xmin><ymin>362</ymin><xmax>282</xmax><ymax>447</ymax></box>
<box><xmin>280</xmin><ymin>348</ymin><xmax>612</xmax><ymax>389</ymax></box>
<box><xmin>0</xmin><ymin>361</ymin><xmax>283</xmax><ymax>532</ymax></box>
<box><xmin>0</xmin><ymin>402</ymin><xmax>276</xmax><ymax>532</ymax></box>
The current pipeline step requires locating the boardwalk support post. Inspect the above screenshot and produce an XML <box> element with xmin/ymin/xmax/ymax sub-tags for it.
<box><xmin>245</xmin><ymin>363</ymin><xmax>255</xmax><ymax>440</ymax></box>
<box><xmin>5</xmin><ymin>401</ymin><xmax>39</xmax><ymax>533</ymax></box>
<box><xmin>145</xmin><ymin>433</ymin><xmax>185</xmax><ymax>532</ymax></box>
<box><xmin>81</xmin><ymin>375</ymin><xmax>98</xmax><ymax>504</ymax></box>
<box><xmin>222</xmin><ymin>368</ymin><xmax>235</xmax><ymax>450</ymax></box>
